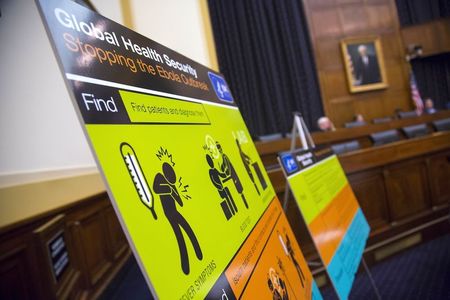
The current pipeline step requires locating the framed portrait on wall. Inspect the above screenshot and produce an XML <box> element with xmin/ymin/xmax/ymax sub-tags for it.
<box><xmin>341</xmin><ymin>37</ymin><xmax>388</xmax><ymax>93</ymax></box>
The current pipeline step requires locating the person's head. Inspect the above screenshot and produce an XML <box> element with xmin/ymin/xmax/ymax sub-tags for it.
<box><xmin>317</xmin><ymin>117</ymin><xmax>334</xmax><ymax>131</ymax></box>
<box><xmin>355</xmin><ymin>114</ymin><xmax>364</xmax><ymax>122</ymax></box>
<box><xmin>162</xmin><ymin>162</ymin><xmax>176</xmax><ymax>184</ymax></box>
<box><xmin>425</xmin><ymin>98</ymin><xmax>434</xmax><ymax>109</ymax></box>
<box><xmin>358</xmin><ymin>45</ymin><xmax>367</xmax><ymax>56</ymax></box>
<box><xmin>216</xmin><ymin>142</ymin><xmax>223</xmax><ymax>154</ymax></box>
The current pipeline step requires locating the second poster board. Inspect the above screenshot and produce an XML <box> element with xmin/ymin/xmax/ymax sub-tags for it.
<box><xmin>279</xmin><ymin>151</ymin><xmax>370</xmax><ymax>299</ymax></box>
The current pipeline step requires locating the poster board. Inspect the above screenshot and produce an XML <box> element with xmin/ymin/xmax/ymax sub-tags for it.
<box><xmin>35</xmin><ymin>0</ymin><xmax>322</xmax><ymax>298</ymax></box>
<box><xmin>279</xmin><ymin>151</ymin><xmax>370</xmax><ymax>299</ymax></box>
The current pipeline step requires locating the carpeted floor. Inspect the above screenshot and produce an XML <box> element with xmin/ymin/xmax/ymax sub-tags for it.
<box><xmin>99</xmin><ymin>256</ymin><xmax>153</xmax><ymax>300</ymax></box>
<box><xmin>321</xmin><ymin>233</ymin><xmax>450</xmax><ymax>299</ymax></box>
<box><xmin>100</xmin><ymin>233</ymin><xmax>450</xmax><ymax>299</ymax></box>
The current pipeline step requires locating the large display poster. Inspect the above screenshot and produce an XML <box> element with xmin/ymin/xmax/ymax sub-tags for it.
<box><xmin>36</xmin><ymin>0</ymin><xmax>322</xmax><ymax>299</ymax></box>
<box><xmin>279</xmin><ymin>152</ymin><xmax>370</xmax><ymax>299</ymax></box>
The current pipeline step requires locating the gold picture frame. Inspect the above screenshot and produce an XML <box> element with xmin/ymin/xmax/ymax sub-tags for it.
<box><xmin>341</xmin><ymin>36</ymin><xmax>388</xmax><ymax>93</ymax></box>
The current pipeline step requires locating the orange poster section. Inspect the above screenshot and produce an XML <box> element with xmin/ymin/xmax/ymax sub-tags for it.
<box><xmin>225</xmin><ymin>197</ymin><xmax>281</xmax><ymax>295</ymax></box>
<box><xmin>223</xmin><ymin>198</ymin><xmax>320</xmax><ymax>300</ymax></box>
<box><xmin>308</xmin><ymin>184</ymin><xmax>358</xmax><ymax>265</ymax></box>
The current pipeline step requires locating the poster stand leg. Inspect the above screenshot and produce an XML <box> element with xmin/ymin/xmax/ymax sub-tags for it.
<box><xmin>282</xmin><ymin>123</ymin><xmax>296</xmax><ymax>211</ymax></box>
<box><xmin>282</xmin><ymin>112</ymin><xmax>315</xmax><ymax>211</ymax></box>
<box><xmin>306</xmin><ymin>257</ymin><xmax>382</xmax><ymax>300</ymax></box>
<box><xmin>362</xmin><ymin>258</ymin><xmax>382</xmax><ymax>300</ymax></box>
<box><xmin>282</xmin><ymin>184</ymin><xmax>291</xmax><ymax>211</ymax></box>
<box><xmin>307</xmin><ymin>260</ymin><xmax>322</xmax><ymax>267</ymax></box>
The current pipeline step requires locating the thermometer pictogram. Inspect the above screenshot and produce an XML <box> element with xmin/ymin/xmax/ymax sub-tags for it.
<box><xmin>278</xmin><ymin>232</ymin><xmax>289</xmax><ymax>256</ymax></box>
<box><xmin>120</xmin><ymin>142</ymin><xmax>157</xmax><ymax>219</ymax></box>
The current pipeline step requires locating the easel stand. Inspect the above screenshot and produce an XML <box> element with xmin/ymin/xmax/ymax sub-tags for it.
<box><xmin>282</xmin><ymin>112</ymin><xmax>315</xmax><ymax>211</ymax></box>
<box><xmin>282</xmin><ymin>113</ymin><xmax>382</xmax><ymax>299</ymax></box>
<box><xmin>362</xmin><ymin>258</ymin><xmax>382</xmax><ymax>300</ymax></box>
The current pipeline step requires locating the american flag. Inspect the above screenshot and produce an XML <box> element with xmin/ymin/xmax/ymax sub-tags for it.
<box><xmin>410</xmin><ymin>72</ymin><xmax>424</xmax><ymax>115</ymax></box>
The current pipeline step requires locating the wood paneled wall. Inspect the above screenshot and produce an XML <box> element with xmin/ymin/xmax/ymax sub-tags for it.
<box><xmin>401</xmin><ymin>19</ymin><xmax>450</xmax><ymax>57</ymax></box>
<box><xmin>302</xmin><ymin>0</ymin><xmax>412</xmax><ymax>127</ymax></box>
<box><xmin>0</xmin><ymin>195</ymin><xmax>130</xmax><ymax>300</ymax></box>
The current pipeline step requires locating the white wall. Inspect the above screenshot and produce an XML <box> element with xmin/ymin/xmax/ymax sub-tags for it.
<box><xmin>91</xmin><ymin>0</ymin><xmax>123</xmax><ymax>24</ymax></box>
<box><xmin>128</xmin><ymin>0</ymin><xmax>214</xmax><ymax>68</ymax></box>
<box><xmin>0</xmin><ymin>0</ymin><xmax>97</xmax><ymax>187</ymax></box>
<box><xmin>0</xmin><ymin>0</ymin><xmax>214</xmax><ymax>187</ymax></box>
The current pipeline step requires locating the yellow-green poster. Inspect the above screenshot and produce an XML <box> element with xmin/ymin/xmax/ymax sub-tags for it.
<box><xmin>88</xmin><ymin>91</ymin><xmax>277</xmax><ymax>299</ymax></box>
<box><xmin>36</xmin><ymin>0</ymin><xmax>322</xmax><ymax>299</ymax></box>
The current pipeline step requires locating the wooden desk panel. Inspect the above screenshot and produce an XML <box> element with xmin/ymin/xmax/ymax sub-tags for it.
<box><xmin>347</xmin><ymin>168</ymin><xmax>389</xmax><ymax>230</ymax></box>
<box><xmin>384</xmin><ymin>158</ymin><xmax>431</xmax><ymax>221</ymax></box>
<box><xmin>339</xmin><ymin>132</ymin><xmax>450</xmax><ymax>173</ymax></box>
<box><xmin>427</xmin><ymin>152</ymin><xmax>450</xmax><ymax>206</ymax></box>
<box><xmin>0</xmin><ymin>235</ymin><xmax>38</xmax><ymax>300</ymax></box>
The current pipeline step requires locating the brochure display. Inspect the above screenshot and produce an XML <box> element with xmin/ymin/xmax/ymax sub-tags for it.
<box><xmin>279</xmin><ymin>151</ymin><xmax>370</xmax><ymax>299</ymax></box>
<box><xmin>36</xmin><ymin>0</ymin><xmax>322</xmax><ymax>299</ymax></box>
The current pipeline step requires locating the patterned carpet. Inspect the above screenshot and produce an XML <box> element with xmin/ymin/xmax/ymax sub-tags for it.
<box><xmin>100</xmin><ymin>233</ymin><xmax>450</xmax><ymax>299</ymax></box>
<box><xmin>321</xmin><ymin>233</ymin><xmax>450</xmax><ymax>300</ymax></box>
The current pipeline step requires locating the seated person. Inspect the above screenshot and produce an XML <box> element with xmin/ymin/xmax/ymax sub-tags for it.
<box><xmin>354</xmin><ymin>114</ymin><xmax>365</xmax><ymax>122</ymax></box>
<box><xmin>424</xmin><ymin>98</ymin><xmax>437</xmax><ymax>114</ymax></box>
<box><xmin>317</xmin><ymin>117</ymin><xmax>336</xmax><ymax>132</ymax></box>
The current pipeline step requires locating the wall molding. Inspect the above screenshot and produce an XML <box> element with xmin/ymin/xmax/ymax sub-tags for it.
<box><xmin>0</xmin><ymin>165</ymin><xmax>99</xmax><ymax>189</ymax></box>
